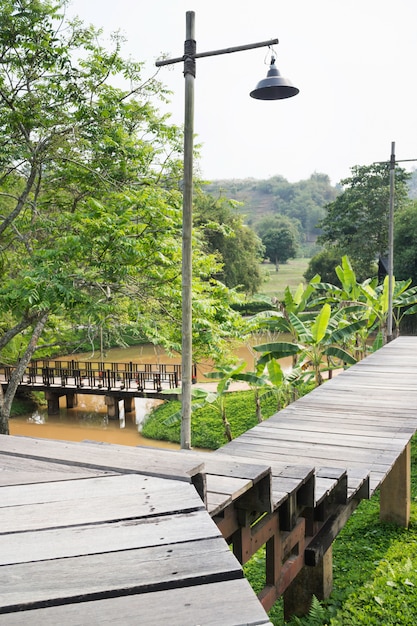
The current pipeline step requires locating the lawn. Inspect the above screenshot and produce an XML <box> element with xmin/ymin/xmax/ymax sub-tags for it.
<box><xmin>259</xmin><ymin>258</ymin><xmax>310</xmax><ymax>298</ymax></box>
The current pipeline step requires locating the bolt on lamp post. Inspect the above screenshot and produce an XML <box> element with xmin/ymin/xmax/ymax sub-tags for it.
<box><xmin>156</xmin><ymin>11</ymin><xmax>299</xmax><ymax>449</ymax></box>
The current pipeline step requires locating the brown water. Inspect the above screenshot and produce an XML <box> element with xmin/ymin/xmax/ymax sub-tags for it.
<box><xmin>10</xmin><ymin>338</ymin><xmax>287</xmax><ymax>448</ymax></box>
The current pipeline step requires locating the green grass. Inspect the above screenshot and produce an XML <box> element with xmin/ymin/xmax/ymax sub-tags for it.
<box><xmin>259</xmin><ymin>258</ymin><xmax>310</xmax><ymax>298</ymax></box>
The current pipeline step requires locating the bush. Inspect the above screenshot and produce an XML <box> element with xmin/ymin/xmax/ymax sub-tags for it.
<box><xmin>141</xmin><ymin>390</ymin><xmax>279</xmax><ymax>449</ymax></box>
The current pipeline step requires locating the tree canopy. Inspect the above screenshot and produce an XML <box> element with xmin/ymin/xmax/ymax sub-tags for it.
<box><xmin>394</xmin><ymin>200</ymin><xmax>417</xmax><ymax>286</ymax></box>
<box><xmin>0</xmin><ymin>0</ymin><xmax>242</xmax><ymax>433</ymax></box>
<box><xmin>205</xmin><ymin>173</ymin><xmax>339</xmax><ymax>255</ymax></box>
<box><xmin>193</xmin><ymin>191</ymin><xmax>264</xmax><ymax>296</ymax></box>
<box><xmin>317</xmin><ymin>163</ymin><xmax>410</xmax><ymax>280</ymax></box>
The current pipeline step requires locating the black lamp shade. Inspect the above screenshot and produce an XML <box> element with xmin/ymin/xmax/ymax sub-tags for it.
<box><xmin>250</xmin><ymin>57</ymin><xmax>299</xmax><ymax>100</ymax></box>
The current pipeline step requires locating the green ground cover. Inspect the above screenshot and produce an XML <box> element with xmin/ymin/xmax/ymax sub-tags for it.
<box><xmin>141</xmin><ymin>390</ymin><xmax>280</xmax><ymax>449</ymax></box>
<box><xmin>260</xmin><ymin>258</ymin><xmax>310</xmax><ymax>298</ymax></box>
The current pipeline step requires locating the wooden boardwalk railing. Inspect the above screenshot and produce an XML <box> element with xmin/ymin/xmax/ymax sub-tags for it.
<box><xmin>1</xmin><ymin>336</ymin><xmax>417</xmax><ymax>622</ymax></box>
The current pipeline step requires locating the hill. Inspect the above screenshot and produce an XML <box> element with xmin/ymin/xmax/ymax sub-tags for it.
<box><xmin>204</xmin><ymin>173</ymin><xmax>340</xmax><ymax>254</ymax></box>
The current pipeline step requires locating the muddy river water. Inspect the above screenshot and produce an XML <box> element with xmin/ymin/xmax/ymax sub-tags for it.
<box><xmin>10</xmin><ymin>340</ymin><xmax>280</xmax><ymax>448</ymax></box>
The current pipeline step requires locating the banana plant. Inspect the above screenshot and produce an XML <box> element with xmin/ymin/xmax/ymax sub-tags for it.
<box><xmin>312</xmin><ymin>256</ymin><xmax>417</xmax><ymax>349</ymax></box>
<box><xmin>254</xmin><ymin>303</ymin><xmax>365</xmax><ymax>386</ymax></box>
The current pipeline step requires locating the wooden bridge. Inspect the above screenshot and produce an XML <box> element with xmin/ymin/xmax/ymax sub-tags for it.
<box><xmin>1</xmin><ymin>336</ymin><xmax>417</xmax><ymax>623</ymax></box>
<box><xmin>0</xmin><ymin>358</ymin><xmax>193</xmax><ymax>418</ymax></box>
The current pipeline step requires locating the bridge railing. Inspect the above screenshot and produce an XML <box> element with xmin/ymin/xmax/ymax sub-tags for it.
<box><xmin>0</xmin><ymin>359</ymin><xmax>196</xmax><ymax>392</ymax></box>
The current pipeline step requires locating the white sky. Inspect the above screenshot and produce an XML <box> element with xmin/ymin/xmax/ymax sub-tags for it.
<box><xmin>67</xmin><ymin>0</ymin><xmax>417</xmax><ymax>186</ymax></box>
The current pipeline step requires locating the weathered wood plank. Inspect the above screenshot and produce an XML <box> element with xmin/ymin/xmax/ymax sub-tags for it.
<box><xmin>237</xmin><ymin>426</ymin><xmax>404</xmax><ymax>450</ymax></box>
<box><xmin>252</xmin><ymin>416</ymin><xmax>416</xmax><ymax>438</ymax></box>
<box><xmin>205</xmin><ymin>474</ymin><xmax>253</xmax><ymax>499</ymax></box>
<box><xmin>0</xmin><ymin>474</ymin><xmax>204</xmax><ymax>533</ymax></box>
<box><xmin>0</xmin><ymin>537</ymin><xmax>243</xmax><ymax>612</ymax></box>
<box><xmin>0</xmin><ymin>579</ymin><xmax>273</xmax><ymax>625</ymax></box>
<box><xmin>180</xmin><ymin>450</ymin><xmax>272</xmax><ymax>481</ymax></box>
<box><xmin>0</xmin><ymin>473</ymin><xmax>183</xmax><ymax>507</ymax></box>
<box><xmin>0</xmin><ymin>509</ymin><xmax>221</xmax><ymax>566</ymax></box>
<box><xmin>221</xmin><ymin>438</ymin><xmax>399</xmax><ymax>467</ymax></box>
<box><xmin>0</xmin><ymin>435</ymin><xmax>203</xmax><ymax>482</ymax></box>
<box><xmin>0</xmin><ymin>453</ymin><xmax>116</xmax><ymax>486</ymax></box>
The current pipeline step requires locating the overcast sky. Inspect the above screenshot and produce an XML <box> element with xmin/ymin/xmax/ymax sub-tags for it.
<box><xmin>67</xmin><ymin>0</ymin><xmax>417</xmax><ymax>186</ymax></box>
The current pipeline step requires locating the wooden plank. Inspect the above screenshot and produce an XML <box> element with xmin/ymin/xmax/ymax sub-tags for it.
<box><xmin>217</xmin><ymin>444</ymin><xmax>393</xmax><ymax>481</ymax></box>
<box><xmin>180</xmin><ymin>450</ymin><xmax>272</xmax><ymax>482</ymax></box>
<box><xmin>221</xmin><ymin>438</ymin><xmax>399</xmax><ymax>467</ymax></box>
<box><xmin>0</xmin><ymin>537</ymin><xmax>243</xmax><ymax>612</ymax></box>
<box><xmin>206</xmin><ymin>474</ymin><xmax>253</xmax><ymax>500</ymax></box>
<box><xmin>0</xmin><ymin>579</ymin><xmax>272</xmax><ymax>625</ymax></box>
<box><xmin>237</xmin><ymin>426</ymin><xmax>404</xmax><ymax>450</ymax></box>
<box><xmin>251</xmin><ymin>416</ymin><xmax>416</xmax><ymax>438</ymax></box>
<box><xmin>0</xmin><ymin>473</ymin><xmax>187</xmax><ymax>507</ymax></box>
<box><xmin>304</xmin><ymin>499</ymin><xmax>360</xmax><ymax>566</ymax></box>
<box><xmin>207</xmin><ymin>491</ymin><xmax>233</xmax><ymax>516</ymax></box>
<box><xmin>0</xmin><ymin>454</ymin><xmax>116</xmax><ymax>486</ymax></box>
<box><xmin>0</xmin><ymin>474</ymin><xmax>204</xmax><ymax>533</ymax></box>
<box><xmin>0</xmin><ymin>435</ymin><xmax>203</xmax><ymax>482</ymax></box>
<box><xmin>0</xmin><ymin>509</ymin><xmax>221</xmax><ymax>566</ymax></box>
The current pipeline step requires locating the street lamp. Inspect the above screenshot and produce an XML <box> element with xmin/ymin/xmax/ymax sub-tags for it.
<box><xmin>385</xmin><ymin>143</ymin><xmax>417</xmax><ymax>342</ymax></box>
<box><xmin>156</xmin><ymin>11</ymin><xmax>299</xmax><ymax>449</ymax></box>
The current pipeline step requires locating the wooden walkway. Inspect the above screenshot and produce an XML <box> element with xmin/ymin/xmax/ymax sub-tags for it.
<box><xmin>1</xmin><ymin>336</ymin><xmax>417</xmax><ymax>622</ymax></box>
<box><xmin>0</xmin><ymin>439</ymin><xmax>272</xmax><ymax>625</ymax></box>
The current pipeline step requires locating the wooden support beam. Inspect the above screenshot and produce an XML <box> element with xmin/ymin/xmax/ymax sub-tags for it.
<box><xmin>304</xmin><ymin>499</ymin><xmax>359</xmax><ymax>566</ymax></box>
<box><xmin>283</xmin><ymin>545</ymin><xmax>333</xmax><ymax>621</ymax></box>
<box><xmin>380</xmin><ymin>442</ymin><xmax>411</xmax><ymax>528</ymax></box>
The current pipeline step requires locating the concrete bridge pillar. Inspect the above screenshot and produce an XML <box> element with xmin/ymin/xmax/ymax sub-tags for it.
<box><xmin>105</xmin><ymin>395</ymin><xmax>131</xmax><ymax>421</ymax></box>
<box><xmin>124</xmin><ymin>397</ymin><xmax>135</xmax><ymax>414</ymax></box>
<box><xmin>66</xmin><ymin>393</ymin><xmax>78</xmax><ymax>409</ymax></box>
<box><xmin>105</xmin><ymin>395</ymin><xmax>119</xmax><ymax>420</ymax></box>
<box><xmin>45</xmin><ymin>391</ymin><xmax>63</xmax><ymax>415</ymax></box>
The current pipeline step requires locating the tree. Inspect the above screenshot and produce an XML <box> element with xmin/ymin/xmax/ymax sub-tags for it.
<box><xmin>318</xmin><ymin>163</ymin><xmax>410</xmax><ymax>280</ymax></box>
<box><xmin>194</xmin><ymin>192</ymin><xmax>264</xmax><ymax>295</ymax></box>
<box><xmin>0</xmin><ymin>0</ymin><xmax>240</xmax><ymax>433</ymax></box>
<box><xmin>304</xmin><ymin>248</ymin><xmax>343</xmax><ymax>285</ymax></box>
<box><xmin>261</xmin><ymin>227</ymin><xmax>298</xmax><ymax>270</ymax></box>
<box><xmin>394</xmin><ymin>200</ymin><xmax>417</xmax><ymax>286</ymax></box>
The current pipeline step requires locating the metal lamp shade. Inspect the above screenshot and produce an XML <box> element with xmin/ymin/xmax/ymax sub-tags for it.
<box><xmin>250</xmin><ymin>58</ymin><xmax>299</xmax><ymax>100</ymax></box>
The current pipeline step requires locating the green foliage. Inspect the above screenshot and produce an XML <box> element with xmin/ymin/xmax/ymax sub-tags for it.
<box><xmin>194</xmin><ymin>191</ymin><xmax>264</xmax><ymax>296</ymax></box>
<box><xmin>318</xmin><ymin>163</ymin><xmax>410</xmax><ymax>280</ymax></box>
<box><xmin>394</xmin><ymin>200</ymin><xmax>417</xmax><ymax>286</ymax></box>
<box><xmin>205</xmin><ymin>173</ymin><xmax>338</xmax><ymax>247</ymax></box>
<box><xmin>261</xmin><ymin>226</ymin><xmax>298</xmax><ymax>269</ymax></box>
<box><xmin>141</xmin><ymin>390</ymin><xmax>279</xmax><ymax>449</ymax></box>
<box><xmin>0</xmin><ymin>0</ymin><xmax>245</xmax><ymax>431</ymax></box>
<box><xmin>304</xmin><ymin>248</ymin><xmax>343</xmax><ymax>285</ymax></box>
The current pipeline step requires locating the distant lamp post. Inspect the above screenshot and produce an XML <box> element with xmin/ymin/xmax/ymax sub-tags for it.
<box><xmin>387</xmin><ymin>142</ymin><xmax>395</xmax><ymax>343</ymax></box>
<box><xmin>385</xmin><ymin>143</ymin><xmax>417</xmax><ymax>343</ymax></box>
<box><xmin>156</xmin><ymin>11</ymin><xmax>299</xmax><ymax>449</ymax></box>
